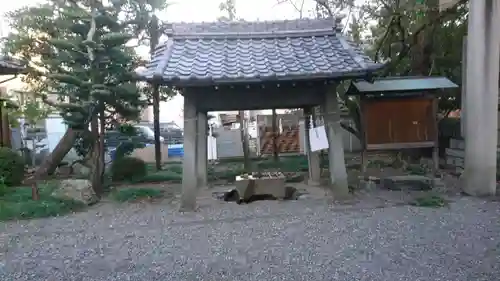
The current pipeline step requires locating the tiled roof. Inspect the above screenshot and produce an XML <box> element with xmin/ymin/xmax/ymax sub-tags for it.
<box><xmin>143</xmin><ymin>18</ymin><xmax>383</xmax><ymax>86</ymax></box>
<box><xmin>0</xmin><ymin>56</ymin><xmax>26</xmax><ymax>75</ymax></box>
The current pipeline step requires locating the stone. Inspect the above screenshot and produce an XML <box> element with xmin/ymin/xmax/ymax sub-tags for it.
<box><xmin>56</xmin><ymin>165</ymin><xmax>72</xmax><ymax>176</ymax></box>
<box><xmin>381</xmin><ymin>175</ymin><xmax>434</xmax><ymax>191</ymax></box>
<box><xmin>234</xmin><ymin>173</ymin><xmax>287</xmax><ymax>202</ymax></box>
<box><xmin>359</xmin><ymin>180</ymin><xmax>377</xmax><ymax>190</ymax></box>
<box><xmin>72</xmin><ymin>163</ymin><xmax>91</xmax><ymax>177</ymax></box>
<box><xmin>284</xmin><ymin>186</ymin><xmax>298</xmax><ymax>200</ymax></box>
<box><xmin>52</xmin><ymin>179</ymin><xmax>98</xmax><ymax>205</ymax></box>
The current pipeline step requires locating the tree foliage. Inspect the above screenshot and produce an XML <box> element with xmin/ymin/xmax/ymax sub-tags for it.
<box><xmin>3</xmin><ymin>1</ymin><xmax>150</xmax><ymax>127</ymax></box>
<box><xmin>1</xmin><ymin>0</ymin><xmax>168</xmax><ymax>192</ymax></box>
<box><xmin>279</xmin><ymin>0</ymin><xmax>467</xmax><ymax>115</ymax></box>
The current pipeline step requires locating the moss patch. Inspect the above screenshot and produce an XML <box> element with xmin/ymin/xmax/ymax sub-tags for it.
<box><xmin>410</xmin><ymin>194</ymin><xmax>449</xmax><ymax>208</ymax></box>
<box><xmin>0</xmin><ymin>183</ymin><xmax>85</xmax><ymax>221</ymax></box>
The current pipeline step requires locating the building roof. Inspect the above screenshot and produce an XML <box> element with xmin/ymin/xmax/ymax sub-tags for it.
<box><xmin>347</xmin><ymin>76</ymin><xmax>458</xmax><ymax>96</ymax></box>
<box><xmin>142</xmin><ymin>18</ymin><xmax>383</xmax><ymax>87</ymax></box>
<box><xmin>0</xmin><ymin>56</ymin><xmax>26</xmax><ymax>76</ymax></box>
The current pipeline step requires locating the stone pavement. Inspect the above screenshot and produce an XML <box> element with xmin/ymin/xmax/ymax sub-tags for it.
<box><xmin>1</xmin><ymin>196</ymin><xmax>499</xmax><ymax>280</ymax></box>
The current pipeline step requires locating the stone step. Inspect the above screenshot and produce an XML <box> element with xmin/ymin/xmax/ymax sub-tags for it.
<box><xmin>449</xmin><ymin>138</ymin><xmax>464</xmax><ymax>150</ymax></box>
<box><xmin>445</xmin><ymin>147</ymin><xmax>500</xmax><ymax>170</ymax></box>
<box><xmin>446</xmin><ymin>155</ymin><xmax>464</xmax><ymax>169</ymax></box>
<box><xmin>446</xmin><ymin>148</ymin><xmax>500</xmax><ymax>159</ymax></box>
<box><xmin>449</xmin><ymin>138</ymin><xmax>500</xmax><ymax>150</ymax></box>
<box><xmin>445</xmin><ymin>148</ymin><xmax>464</xmax><ymax>158</ymax></box>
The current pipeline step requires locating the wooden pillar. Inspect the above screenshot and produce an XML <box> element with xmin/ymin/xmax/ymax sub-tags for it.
<box><xmin>323</xmin><ymin>90</ymin><xmax>350</xmax><ymax>198</ymax></box>
<box><xmin>271</xmin><ymin>108</ymin><xmax>279</xmax><ymax>162</ymax></box>
<box><xmin>179</xmin><ymin>94</ymin><xmax>198</xmax><ymax>212</ymax></box>
<box><xmin>303</xmin><ymin>106</ymin><xmax>320</xmax><ymax>185</ymax></box>
<box><xmin>196</xmin><ymin>111</ymin><xmax>208</xmax><ymax>188</ymax></box>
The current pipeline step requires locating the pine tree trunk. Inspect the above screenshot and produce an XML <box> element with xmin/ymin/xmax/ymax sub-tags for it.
<box><xmin>149</xmin><ymin>15</ymin><xmax>162</xmax><ymax>171</ymax></box>
<box><xmin>89</xmin><ymin>117</ymin><xmax>104</xmax><ymax>195</ymax></box>
<box><xmin>153</xmin><ymin>84</ymin><xmax>162</xmax><ymax>171</ymax></box>
<box><xmin>33</xmin><ymin>128</ymin><xmax>78</xmax><ymax>179</ymax></box>
<box><xmin>99</xmin><ymin>108</ymin><xmax>106</xmax><ymax>175</ymax></box>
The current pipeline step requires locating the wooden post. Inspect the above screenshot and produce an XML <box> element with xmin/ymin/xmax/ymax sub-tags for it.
<box><xmin>303</xmin><ymin>106</ymin><xmax>321</xmax><ymax>185</ymax></box>
<box><xmin>432</xmin><ymin>97</ymin><xmax>440</xmax><ymax>188</ymax></box>
<box><xmin>31</xmin><ymin>182</ymin><xmax>40</xmax><ymax>201</ymax></box>
<box><xmin>238</xmin><ymin>110</ymin><xmax>251</xmax><ymax>172</ymax></box>
<box><xmin>359</xmin><ymin>98</ymin><xmax>368</xmax><ymax>179</ymax></box>
<box><xmin>271</xmin><ymin>108</ymin><xmax>279</xmax><ymax>162</ymax></box>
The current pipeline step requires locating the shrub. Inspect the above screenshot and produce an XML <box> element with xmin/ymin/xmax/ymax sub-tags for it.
<box><xmin>111</xmin><ymin>157</ymin><xmax>147</xmax><ymax>182</ymax></box>
<box><xmin>133</xmin><ymin>171</ymin><xmax>182</xmax><ymax>183</ymax></box>
<box><xmin>166</xmin><ymin>164</ymin><xmax>182</xmax><ymax>174</ymax></box>
<box><xmin>0</xmin><ymin>181</ymin><xmax>9</xmax><ymax>197</ymax></box>
<box><xmin>0</xmin><ymin>147</ymin><xmax>25</xmax><ymax>186</ymax></box>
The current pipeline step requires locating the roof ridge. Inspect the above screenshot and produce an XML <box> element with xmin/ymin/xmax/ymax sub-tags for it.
<box><xmin>164</xmin><ymin>17</ymin><xmax>339</xmax><ymax>37</ymax></box>
<box><xmin>170</xmin><ymin>29</ymin><xmax>337</xmax><ymax>40</ymax></box>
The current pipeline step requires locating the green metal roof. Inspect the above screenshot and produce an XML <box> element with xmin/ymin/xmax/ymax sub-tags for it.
<box><xmin>348</xmin><ymin>76</ymin><xmax>458</xmax><ymax>95</ymax></box>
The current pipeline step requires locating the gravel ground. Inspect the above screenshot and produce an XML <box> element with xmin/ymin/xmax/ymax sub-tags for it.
<box><xmin>1</xmin><ymin>196</ymin><xmax>500</xmax><ymax>281</ymax></box>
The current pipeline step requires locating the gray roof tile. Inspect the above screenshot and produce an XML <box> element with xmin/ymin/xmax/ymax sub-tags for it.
<box><xmin>144</xmin><ymin>18</ymin><xmax>383</xmax><ymax>86</ymax></box>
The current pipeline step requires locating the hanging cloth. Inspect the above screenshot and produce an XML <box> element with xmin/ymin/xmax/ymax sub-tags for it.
<box><xmin>309</xmin><ymin>115</ymin><xmax>329</xmax><ymax>152</ymax></box>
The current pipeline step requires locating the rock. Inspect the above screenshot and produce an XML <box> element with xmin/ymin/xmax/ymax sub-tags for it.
<box><xmin>56</xmin><ymin>165</ymin><xmax>72</xmax><ymax>176</ymax></box>
<box><xmin>72</xmin><ymin>163</ymin><xmax>91</xmax><ymax>177</ymax></box>
<box><xmin>359</xmin><ymin>180</ymin><xmax>377</xmax><ymax>190</ymax></box>
<box><xmin>52</xmin><ymin>179</ymin><xmax>98</xmax><ymax>205</ymax></box>
<box><xmin>296</xmin><ymin>194</ymin><xmax>311</xmax><ymax>200</ymax></box>
<box><xmin>381</xmin><ymin>175</ymin><xmax>436</xmax><ymax>191</ymax></box>
<box><xmin>284</xmin><ymin>186</ymin><xmax>298</xmax><ymax>200</ymax></box>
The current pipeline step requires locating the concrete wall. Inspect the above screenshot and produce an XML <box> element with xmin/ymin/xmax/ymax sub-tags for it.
<box><xmin>213</xmin><ymin>116</ymin><xmax>361</xmax><ymax>159</ymax></box>
<box><xmin>214</xmin><ymin>128</ymin><xmax>244</xmax><ymax>158</ymax></box>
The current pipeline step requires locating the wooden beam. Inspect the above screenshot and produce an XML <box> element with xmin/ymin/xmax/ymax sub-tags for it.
<box><xmin>366</xmin><ymin>142</ymin><xmax>435</xmax><ymax>151</ymax></box>
<box><xmin>188</xmin><ymin>82</ymin><xmax>328</xmax><ymax>111</ymax></box>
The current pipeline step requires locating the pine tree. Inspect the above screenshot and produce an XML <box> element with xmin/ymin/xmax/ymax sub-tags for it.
<box><xmin>3</xmin><ymin>0</ymin><xmax>149</xmax><ymax>193</ymax></box>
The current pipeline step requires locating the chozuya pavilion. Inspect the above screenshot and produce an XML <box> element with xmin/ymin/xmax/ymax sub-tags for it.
<box><xmin>140</xmin><ymin>17</ymin><xmax>383</xmax><ymax>211</ymax></box>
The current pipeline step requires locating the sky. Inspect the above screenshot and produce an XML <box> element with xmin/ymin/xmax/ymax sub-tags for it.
<box><xmin>1</xmin><ymin>0</ymin><xmax>360</xmax><ymax>127</ymax></box>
